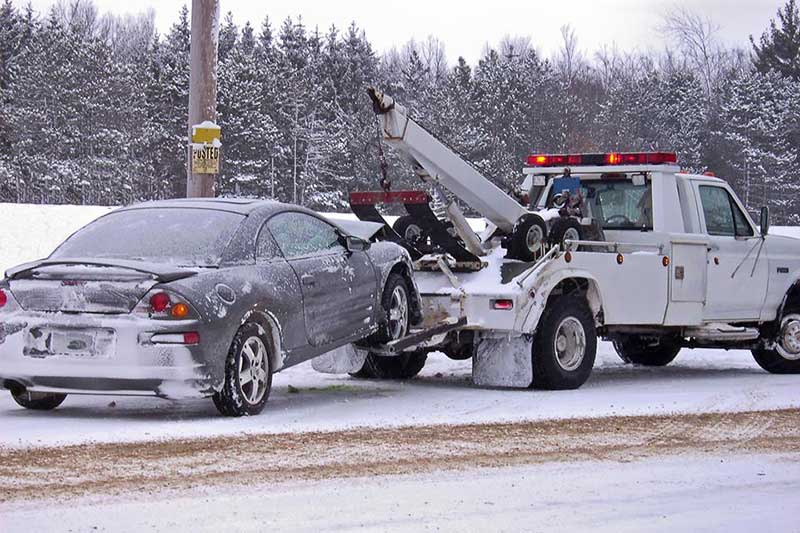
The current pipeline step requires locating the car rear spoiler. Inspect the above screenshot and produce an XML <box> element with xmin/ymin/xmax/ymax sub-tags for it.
<box><xmin>5</xmin><ymin>258</ymin><xmax>199</xmax><ymax>283</ymax></box>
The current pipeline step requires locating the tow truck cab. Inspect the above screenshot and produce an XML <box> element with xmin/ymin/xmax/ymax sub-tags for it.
<box><xmin>522</xmin><ymin>153</ymin><xmax>799</xmax><ymax>329</ymax></box>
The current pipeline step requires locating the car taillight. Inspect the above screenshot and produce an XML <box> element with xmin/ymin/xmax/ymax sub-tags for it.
<box><xmin>0</xmin><ymin>289</ymin><xmax>7</xmax><ymax>309</ymax></box>
<box><xmin>150</xmin><ymin>292</ymin><xmax>171</xmax><ymax>313</ymax></box>
<box><xmin>136</xmin><ymin>290</ymin><xmax>196</xmax><ymax>320</ymax></box>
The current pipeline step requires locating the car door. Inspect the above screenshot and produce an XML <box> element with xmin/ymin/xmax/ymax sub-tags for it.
<box><xmin>254</xmin><ymin>222</ymin><xmax>307</xmax><ymax>353</ymax></box>
<box><xmin>267</xmin><ymin>211</ymin><xmax>377</xmax><ymax>349</ymax></box>
<box><xmin>697</xmin><ymin>183</ymin><xmax>768</xmax><ymax>321</ymax></box>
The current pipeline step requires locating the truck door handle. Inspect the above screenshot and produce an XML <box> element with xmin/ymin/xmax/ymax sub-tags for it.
<box><xmin>301</xmin><ymin>274</ymin><xmax>316</xmax><ymax>287</ymax></box>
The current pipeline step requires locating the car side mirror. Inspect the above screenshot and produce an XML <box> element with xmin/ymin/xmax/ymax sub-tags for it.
<box><xmin>345</xmin><ymin>235</ymin><xmax>370</xmax><ymax>253</ymax></box>
<box><xmin>760</xmin><ymin>206</ymin><xmax>770</xmax><ymax>237</ymax></box>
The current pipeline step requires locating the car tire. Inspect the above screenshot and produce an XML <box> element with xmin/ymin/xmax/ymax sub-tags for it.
<box><xmin>213</xmin><ymin>323</ymin><xmax>273</xmax><ymax>417</ymax></box>
<box><xmin>612</xmin><ymin>335</ymin><xmax>681</xmax><ymax>366</ymax></box>
<box><xmin>353</xmin><ymin>351</ymin><xmax>428</xmax><ymax>379</ymax></box>
<box><xmin>532</xmin><ymin>295</ymin><xmax>596</xmax><ymax>390</ymax></box>
<box><xmin>11</xmin><ymin>390</ymin><xmax>67</xmax><ymax>411</ymax></box>
<box><xmin>511</xmin><ymin>213</ymin><xmax>548</xmax><ymax>262</ymax></box>
<box><xmin>547</xmin><ymin>217</ymin><xmax>584</xmax><ymax>251</ymax></box>
<box><xmin>352</xmin><ymin>273</ymin><xmax>422</xmax><ymax>379</ymax></box>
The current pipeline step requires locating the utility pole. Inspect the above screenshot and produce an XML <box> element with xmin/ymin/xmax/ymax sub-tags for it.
<box><xmin>186</xmin><ymin>0</ymin><xmax>220</xmax><ymax>198</ymax></box>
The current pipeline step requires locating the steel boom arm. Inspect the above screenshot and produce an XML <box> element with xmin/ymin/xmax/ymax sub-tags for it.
<box><xmin>368</xmin><ymin>88</ymin><xmax>527</xmax><ymax>233</ymax></box>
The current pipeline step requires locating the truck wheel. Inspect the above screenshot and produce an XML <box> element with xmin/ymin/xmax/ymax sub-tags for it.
<box><xmin>511</xmin><ymin>213</ymin><xmax>548</xmax><ymax>262</ymax></box>
<box><xmin>213</xmin><ymin>323</ymin><xmax>273</xmax><ymax>417</ymax></box>
<box><xmin>532</xmin><ymin>295</ymin><xmax>596</xmax><ymax>390</ymax></box>
<box><xmin>752</xmin><ymin>313</ymin><xmax>800</xmax><ymax>374</ymax></box>
<box><xmin>548</xmin><ymin>217</ymin><xmax>583</xmax><ymax>251</ymax></box>
<box><xmin>612</xmin><ymin>335</ymin><xmax>681</xmax><ymax>366</ymax></box>
<box><xmin>393</xmin><ymin>215</ymin><xmax>424</xmax><ymax>244</ymax></box>
<box><xmin>11</xmin><ymin>390</ymin><xmax>67</xmax><ymax>411</ymax></box>
<box><xmin>353</xmin><ymin>351</ymin><xmax>428</xmax><ymax>379</ymax></box>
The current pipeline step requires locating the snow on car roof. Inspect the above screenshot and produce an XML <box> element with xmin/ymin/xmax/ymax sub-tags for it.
<box><xmin>118</xmin><ymin>198</ymin><xmax>283</xmax><ymax>215</ymax></box>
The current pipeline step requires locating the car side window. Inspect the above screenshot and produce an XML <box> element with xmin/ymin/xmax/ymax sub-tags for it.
<box><xmin>699</xmin><ymin>185</ymin><xmax>754</xmax><ymax>237</ymax></box>
<box><xmin>267</xmin><ymin>212</ymin><xmax>344</xmax><ymax>259</ymax></box>
<box><xmin>255</xmin><ymin>223</ymin><xmax>281</xmax><ymax>262</ymax></box>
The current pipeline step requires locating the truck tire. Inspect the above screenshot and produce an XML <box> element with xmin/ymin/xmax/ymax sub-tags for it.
<box><xmin>11</xmin><ymin>390</ymin><xmax>67</xmax><ymax>411</ymax></box>
<box><xmin>612</xmin><ymin>335</ymin><xmax>681</xmax><ymax>366</ymax></box>
<box><xmin>511</xmin><ymin>213</ymin><xmax>548</xmax><ymax>262</ymax></box>
<box><xmin>547</xmin><ymin>217</ymin><xmax>583</xmax><ymax>251</ymax></box>
<box><xmin>213</xmin><ymin>323</ymin><xmax>273</xmax><ymax>417</ymax></box>
<box><xmin>352</xmin><ymin>351</ymin><xmax>428</xmax><ymax>379</ymax></box>
<box><xmin>532</xmin><ymin>295</ymin><xmax>596</xmax><ymax>390</ymax></box>
<box><xmin>393</xmin><ymin>215</ymin><xmax>424</xmax><ymax>244</ymax></box>
<box><xmin>752</xmin><ymin>313</ymin><xmax>800</xmax><ymax>374</ymax></box>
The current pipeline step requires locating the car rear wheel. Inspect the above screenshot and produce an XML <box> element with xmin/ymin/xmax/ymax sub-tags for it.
<box><xmin>532</xmin><ymin>295</ymin><xmax>596</xmax><ymax>390</ymax></box>
<box><xmin>11</xmin><ymin>390</ymin><xmax>67</xmax><ymax>411</ymax></box>
<box><xmin>213</xmin><ymin>323</ymin><xmax>273</xmax><ymax>417</ymax></box>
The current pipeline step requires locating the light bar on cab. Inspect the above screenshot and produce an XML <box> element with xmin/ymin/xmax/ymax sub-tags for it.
<box><xmin>526</xmin><ymin>152</ymin><xmax>677</xmax><ymax>167</ymax></box>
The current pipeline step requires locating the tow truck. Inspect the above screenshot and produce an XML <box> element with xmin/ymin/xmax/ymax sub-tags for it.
<box><xmin>314</xmin><ymin>88</ymin><xmax>800</xmax><ymax>388</ymax></box>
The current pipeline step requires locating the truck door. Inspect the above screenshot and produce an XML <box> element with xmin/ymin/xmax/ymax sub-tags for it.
<box><xmin>696</xmin><ymin>184</ymin><xmax>768</xmax><ymax>321</ymax></box>
<box><xmin>267</xmin><ymin>211</ymin><xmax>377</xmax><ymax>349</ymax></box>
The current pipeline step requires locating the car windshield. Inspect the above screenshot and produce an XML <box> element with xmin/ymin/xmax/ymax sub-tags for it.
<box><xmin>51</xmin><ymin>208</ymin><xmax>245</xmax><ymax>266</ymax></box>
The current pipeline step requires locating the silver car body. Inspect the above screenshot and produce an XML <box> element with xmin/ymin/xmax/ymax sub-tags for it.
<box><xmin>0</xmin><ymin>198</ymin><xmax>419</xmax><ymax>399</ymax></box>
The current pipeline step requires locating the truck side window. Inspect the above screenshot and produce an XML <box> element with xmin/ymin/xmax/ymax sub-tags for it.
<box><xmin>698</xmin><ymin>185</ymin><xmax>754</xmax><ymax>237</ymax></box>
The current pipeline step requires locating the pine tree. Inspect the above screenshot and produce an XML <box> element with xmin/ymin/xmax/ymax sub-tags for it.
<box><xmin>752</xmin><ymin>0</ymin><xmax>800</xmax><ymax>80</ymax></box>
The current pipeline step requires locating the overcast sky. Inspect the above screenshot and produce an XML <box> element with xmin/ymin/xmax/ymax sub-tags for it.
<box><xmin>29</xmin><ymin>0</ymin><xmax>784</xmax><ymax>63</ymax></box>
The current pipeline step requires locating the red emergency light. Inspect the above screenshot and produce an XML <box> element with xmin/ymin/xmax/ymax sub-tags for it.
<box><xmin>526</xmin><ymin>152</ymin><xmax>677</xmax><ymax>167</ymax></box>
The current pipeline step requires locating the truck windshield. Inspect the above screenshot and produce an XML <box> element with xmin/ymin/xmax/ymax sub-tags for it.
<box><xmin>546</xmin><ymin>179</ymin><xmax>652</xmax><ymax>231</ymax></box>
<box><xmin>51</xmin><ymin>208</ymin><xmax>245</xmax><ymax>266</ymax></box>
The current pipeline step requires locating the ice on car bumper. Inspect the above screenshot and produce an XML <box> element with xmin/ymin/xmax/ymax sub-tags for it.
<box><xmin>0</xmin><ymin>312</ymin><xmax>213</xmax><ymax>399</ymax></box>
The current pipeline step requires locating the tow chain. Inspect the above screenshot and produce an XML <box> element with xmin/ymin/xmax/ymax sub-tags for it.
<box><xmin>375</xmin><ymin>120</ymin><xmax>391</xmax><ymax>192</ymax></box>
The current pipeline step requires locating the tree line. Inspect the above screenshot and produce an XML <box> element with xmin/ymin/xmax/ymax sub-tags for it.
<box><xmin>1</xmin><ymin>0</ymin><xmax>800</xmax><ymax>223</ymax></box>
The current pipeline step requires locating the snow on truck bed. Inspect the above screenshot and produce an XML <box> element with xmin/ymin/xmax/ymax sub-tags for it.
<box><xmin>0</xmin><ymin>202</ymin><xmax>799</xmax><ymax>450</ymax></box>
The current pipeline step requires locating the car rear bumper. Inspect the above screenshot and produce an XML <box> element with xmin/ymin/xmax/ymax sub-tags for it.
<box><xmin>0</xmin><ymin>312</ymin><xmax>216</xmax><ymax>399</ymax></box>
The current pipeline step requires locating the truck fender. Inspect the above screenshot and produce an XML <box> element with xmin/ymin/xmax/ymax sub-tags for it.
<box><xmin>775</xmin><ymin>275</ymin><xmax>800</xmax><ymax>320</ymax></box>
<box><xmin>518</xmin><ymin>269</ymin><xmax>604</xmax><ymax>335</ymax></box>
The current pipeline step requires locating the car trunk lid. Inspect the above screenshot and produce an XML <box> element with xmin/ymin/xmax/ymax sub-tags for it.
<box><xmin>7</xmin><ymin>261</ymin><xmax>197</xmax><ymax>314</ymax></box>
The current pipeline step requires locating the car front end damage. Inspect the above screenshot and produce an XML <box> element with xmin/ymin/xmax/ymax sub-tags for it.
<box><xmin>0</xmin><ymin>264</ymin><xmax>224</xmax><ymax>400</ymax></box>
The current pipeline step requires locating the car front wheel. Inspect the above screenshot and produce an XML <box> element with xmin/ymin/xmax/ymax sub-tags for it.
<box><xmin>213</xmin><ymin>323</ymin><xmax>273</xmax><ymax>417</ymax></box>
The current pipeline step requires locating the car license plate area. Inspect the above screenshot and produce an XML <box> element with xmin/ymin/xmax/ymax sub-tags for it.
<box><xmin>24</xmin><ymin>327</ymin><xmax>116</xmax><ymax>360</ymax></box>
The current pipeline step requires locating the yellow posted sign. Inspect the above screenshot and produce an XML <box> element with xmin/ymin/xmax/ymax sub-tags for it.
<box><xmin>190</xmin><ymin>121</ymin><xmax>221</xmax><ymax>174</ymax></box>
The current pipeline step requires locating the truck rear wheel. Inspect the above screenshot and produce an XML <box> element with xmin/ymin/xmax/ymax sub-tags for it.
<box><xmin>11</xmin><ymin>390</ymin><xmax>67</xmax><ymax>411</ymax></box>
<box><xmin>532</xmin><ymin>295</ymin><xmax>596</xmax><ymax>390</ymax></box>
<box><xmin>351</xmin><ymin>351</ymin><xmax>428</xmax><ymax>379</ymax></box>
<box><xmin>612</xmin><ymin>335</ymin><xmax>681</xmax><ymax>366</ymax></box>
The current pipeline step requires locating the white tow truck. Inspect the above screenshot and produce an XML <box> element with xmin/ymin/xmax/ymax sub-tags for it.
<box><xmin>315</xmin><ymin>89</ymin><xmax>800</xmax><ymax>388</ymax></box>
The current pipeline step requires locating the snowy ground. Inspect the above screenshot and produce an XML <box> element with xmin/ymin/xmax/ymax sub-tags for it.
<box><xmin>4</xmin><ymin>454</ymin><xmax>798</xmax><ymax>532</ymax></box>
<box><xmin>1</xmin><ymin>203</ymin><xmax>799</xmax><ymax>531</ymax></box>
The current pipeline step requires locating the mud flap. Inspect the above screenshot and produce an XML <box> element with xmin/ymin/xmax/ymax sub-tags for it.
<box><xmin>312</xmin><ymin>344</ymin><xmax>369</xmax><ymax>374</ymax></box>
<box><xmin>472</xmin><ymin>334</ymin><xmax>533</xmax><ymax>388</ymax></box>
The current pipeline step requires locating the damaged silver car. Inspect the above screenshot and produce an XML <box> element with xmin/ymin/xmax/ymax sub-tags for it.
<box><xmin>0</xmin><ymin>198</ymin><xmax>421</xmax><ymax>416</ymax></box>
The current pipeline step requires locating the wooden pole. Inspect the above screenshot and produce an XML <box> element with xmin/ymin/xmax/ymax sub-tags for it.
<box><xmin>186</xmin><ymin>0</ymin><xmax>220</xmax><ymax>198</ymax></box>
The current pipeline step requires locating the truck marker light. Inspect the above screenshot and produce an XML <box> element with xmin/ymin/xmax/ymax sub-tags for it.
<box><xmin>616</xmin><ymin>253</ymin><xmax>624</xmax><ymax>265</ymax></box>
<box><xmin>564</xmin><ymin>251</ymin><xmax>573</xmax><ymax>263</ymax></box>
<box><xmin>714</xmin><ymin>257</ymin><xmax>720</xmax><ymax>266</ymax></box>
<box><xmin>492</xmin><ymin>299</ymin><xmax>514</xmax><ymax>310</ymax></box>
<box><xmin>662</xmin><ymin>256</ymin><xmax>670</xmax><ymax>267</ymax></box>
<box><xmin>0</xmin><ymin>289</ymin><xmax>7</xmax><ymax>309</ymax></box>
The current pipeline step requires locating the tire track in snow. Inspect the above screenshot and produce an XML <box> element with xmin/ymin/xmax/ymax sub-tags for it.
<box><xmin>1</xmin><ymin>408</ymin><xmax>798</xmax><ymax>504</ymax></box>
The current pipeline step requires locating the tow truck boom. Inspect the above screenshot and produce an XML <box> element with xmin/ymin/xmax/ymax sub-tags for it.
<box><xmin>368</xmin><ymin>88</ymin><xmax>527</xmax><ymax>234</ymax></box>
